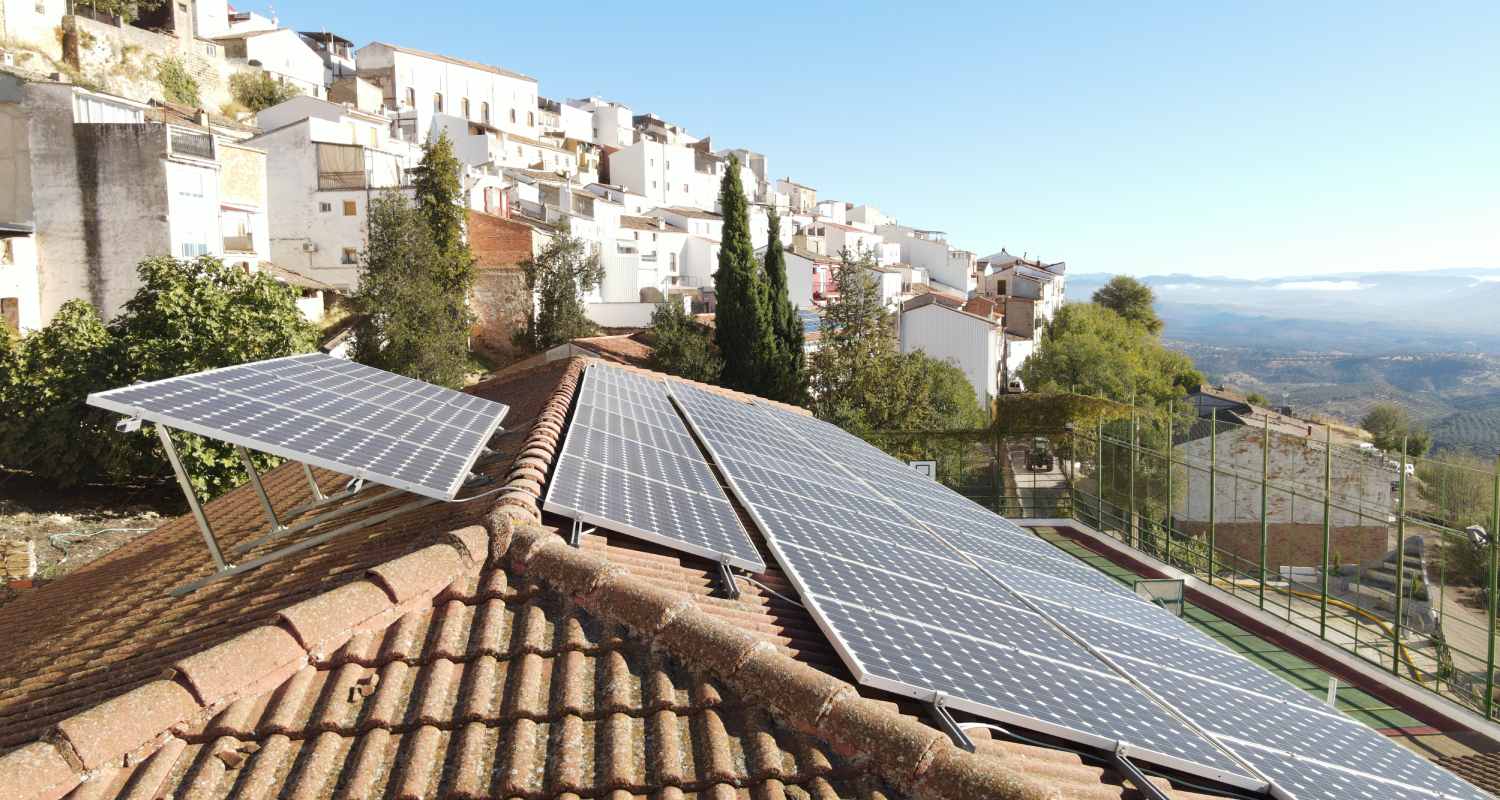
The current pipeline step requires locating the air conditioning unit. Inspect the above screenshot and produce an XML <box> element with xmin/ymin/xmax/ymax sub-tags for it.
<box><xmin>301</xmin><ymin>242</ymin><xmax>319</xmax><ymax>253</ymax></box>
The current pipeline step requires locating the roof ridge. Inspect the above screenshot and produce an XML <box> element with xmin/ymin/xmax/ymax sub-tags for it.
<box><xmin>480</xmin><ymin>359</ymin><xmax>1058</xmax><ymax>800</ymax></box>
<box><xmin>0</xmin><ymin>528</ymin><xmax>490</xmax><ymax>800</ymax></box>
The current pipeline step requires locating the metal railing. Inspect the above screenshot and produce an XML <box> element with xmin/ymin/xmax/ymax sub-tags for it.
<box><xmin>869</xmin><ymin>410</ymin><xmax>1500</xmax><ymax>719</ymax></box>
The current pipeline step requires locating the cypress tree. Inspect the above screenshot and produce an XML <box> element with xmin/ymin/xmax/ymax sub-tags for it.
<box><xmin>713</xmin><ymin>155</ymin><xmax>774</xmax><ymax>393</ymax></box>
<box><xmin>760</xmin><ymin>208</ymin><xmax>806</xmax><ymax>403</ymax></box>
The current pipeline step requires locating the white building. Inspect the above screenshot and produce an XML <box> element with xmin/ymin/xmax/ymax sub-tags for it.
<box><xmin>648</xmin><ymin>207</ymin><xmax>721</xmax><ymax>289</ymax></box>
<box><xmin>213</xmin><ymin>29</ymin><xmax>327</xmax><ymax>98</ymax></box>
<box><xmin>815</xmin><ymin>199</ymin><xmax>847</xmax><ymax>225</ymax></box>
<box><xmin>608</xmin><ymin>139</ymin><xmax>719</xmax><ymax>211</ymax></box>
<box><xmin>848</xmin><ymin>204</ymin><xmax>892</xmax><ymax>228</ymax></box>
<box><xmin>877</xmin><ymin>223</ymin><xmax>976</xmax><ymax>293</ymax></box>
<box><xmin>538</xmin><ymin>97</ymin><xmax>593</xmax><ymax>142</ymax></box>
<box><xmin>776</xmin><ymin>178</ymin><xmax>817</xmax><ymax>214</ymax></box>
<box><xmin>356</xmin><ymin>42</ymin><xmax>539</xmax><ymax>145</ymax></box>
<box><xmin>979</xmin><ymin>250</ymin><xmax>1067</xmax><ymax>324</ymax></box>
<box><xmin>566</xmin><ymin>97</ymin><xmax>634</xmax><ymax>149</ymax></box>
<box><xmin>0</xmin><ymin>77</ymin><xmax>271</xmax><ymax>324</ymax></box>
<box><xmin>299</xmin><ymin>31</ymin><xmax>358</xmax><ymax>86</ymax></box>
<box><xmin>900</xmin><ymin>293</ymin><xmax>1006</xmax><ymax>407</ymax></box>
<box><xmin>755</xmin><ymin>245</ymin><xmax>815</xmax><ymax>311</ymax></box>
<box><xmin>250</xmin><ymin>97</ymin><xmax>424</xmax><ymax>288</ymax></box>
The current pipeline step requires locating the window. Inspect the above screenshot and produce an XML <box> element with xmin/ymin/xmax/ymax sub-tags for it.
<box><xmin>669</xmin><ymin>253</ymin><xmax>677</xmax><ymax>271</ymax></box>
<box><xmin>433</xmin><ymin>92</ymin><xmax>443</xmax><ymax>112</ymax></box>
<box><xmin>527</xmin><ymin>111</ymin><xmax>534</xmax><ymax>127</ymax></box>
<box><xmin>1</xmin><ymin>239</ymin><xmax>13</xmax><ymax>264</ymax></box>
<box><xmin>1</xmin><ymin>297</ymin><xmax>18</xmax><ymax>335</ymax></box>
<box><xmin>480</xmin><ymin>102</ymin><xmax>490</xmax><ymax>124</ymax></box>
<box><xmin>179</xmin><ymin>242</ymin><xmax>209</xmax><ymax>258</ymax></box>
<box><xmin>319</xmin><ymin>201</ymin><xmax>332</xmax><ymax>213</ymax></box>
<box><xmin>343</xmin><ymin>200</ymin><xmax>357</xmax><ymax>216</ymax></box>
<box><xmin>682</xmin><ymin>184</ymin><xmax>688</xmax><ymax>193</ymax></box>
<box><xmin>462</xmin><ymin>98</ymin><xmax>470</xmax><ymax>119</ymax></box>
<box><xmin>510</xmin><ymin>108</ymin><xmax>517</xmax><ymax>124</ymax></box>
<box><xmin>204</xmin><ymin>43</ymin><xmax>216</xmax><ymax>57</ymax></box>
<box><xmin>341</xmin><ymin>247</ymin><xmax>358</xmax><ymax>264</ymax></box>
<box><xmin>405</xmin><ymin>87</ymin><xmax>415</xmax><ymax>108</ymax></box>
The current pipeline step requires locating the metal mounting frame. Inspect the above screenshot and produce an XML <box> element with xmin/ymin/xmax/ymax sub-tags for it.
<box><xmin>1110</xmin><ymin>743</ymin><xmax>1172</xmax><ymax>800</ymax></box>
<box><xmin>925</xmin><ymin>693</ymin><xmax>975</xmax><ymax>752</ymax></box>
<box><xmin>157</xmin><ymin>424</ymin><xmax>506</xmax><ymax>597</ymax></box>
<box><xmin>714</xmin><ymin>556</ymin><xmax>740</xmax><ymax>599</ymax></box>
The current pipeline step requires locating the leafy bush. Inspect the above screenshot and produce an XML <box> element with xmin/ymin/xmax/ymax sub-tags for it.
<box><xmin>0</xmin><ymin>257</ymin><xmax>317</xmax><ymax>496</ymax></box>
<box><xmin>646</xmin><ymin>300</ymin><xmax>720</xmax><ymax>383</ymax></box>
<box><xmin>229</xmin><ymin>71</ymin><xmax>301</xmax><ymax>112</ymax></box>
<box><xmin>156</xmin><ymin>58</ymin><xmax>199</xmax><ymax>107</ymax></box>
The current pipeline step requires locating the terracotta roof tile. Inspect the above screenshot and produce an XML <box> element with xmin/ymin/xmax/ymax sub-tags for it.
<box><xmin>0</xmin><ymin>356</ymin><xmax>1238</xmax><ymax>799</ymax></box>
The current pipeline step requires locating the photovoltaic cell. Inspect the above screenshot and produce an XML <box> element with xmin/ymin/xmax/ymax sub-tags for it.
<box><xmin>87</xmin><ymin>353</ymin><xmax>508</xmax><ymax>500</ymax></box>
<box><xmin>669</xmin><ymin>380</ymin><xmax>1488</xmax><ymax>799</ymax></box>
<box><xmin>542</xmin><ymin>364</ymin><xmax>764</xmax><ymax>571</ymax></box>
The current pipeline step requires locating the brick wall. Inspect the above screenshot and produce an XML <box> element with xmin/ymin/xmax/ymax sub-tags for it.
<box><xmin>467</xmin><ymin>209</ymin><xmax>539</xmax><ymax>269</ymax></box>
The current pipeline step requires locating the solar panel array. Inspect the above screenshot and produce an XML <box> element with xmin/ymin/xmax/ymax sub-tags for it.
<box><xmin>543</xmin><ymin>364</ymin><xmax>764</xmax><ymax>571</ymax></box>
<box><xmin>669</xmin><ymin>380</ymin><xmax>1491</xmax><ymax>800</ymax></box>
<box><xmin>87</xmin><ymin>354</ymin><xmax>509</xmax><ymax>500</ymax></box>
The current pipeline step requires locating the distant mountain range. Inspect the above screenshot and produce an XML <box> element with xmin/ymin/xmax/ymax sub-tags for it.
<box><xmin>1066</xmin><ymin>268</ymin><xmax>1500</xmax><ymax>355</ymax></box>
<box><xmin>1063</xmin><ymin>269</ymin><xmax>1500</xmax><ymax>453</ymax></box>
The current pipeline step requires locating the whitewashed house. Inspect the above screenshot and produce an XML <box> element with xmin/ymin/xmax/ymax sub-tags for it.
<box><xmin>978</xmin><ymin>251</ymin><xmax>1067</xmax><ymax>324</ymax></box>
<box><xmin>566</xmin><ymin>97</ymin><xmax>634</xmax><ymax>148</ymax></box>
<box><xmin>250</xmin><ymin>97</ymin><xmax>423</xmax><ymax>288</ymax></box>
<box><xmin>213</xmin><ymin>29</ymin><xmax>327</xmax><ymax>98</ymax></box>
<box><xmin>754</xmin><ymin>245</ymin><xmax>815</xmax><ymax>311</ymax></box>
<box><xmin>900</xmin><ymin>293</ymin><xmax>1006</xmax><ymax>407</ymax></box>
<box><xmin>776</xmin><ymin>178</ymin><xmax>817</xmax><ymax>214</ymax></box>
<box><xmin>356</xmin><ymin>43</ymin><xmax>539</xmax><ymax>145</ymax></box>
<box><xmin>607</xmin><ymin>139</ymin><xmax>718</xmax><ymax>211</ymax></box>
<box><xmin>877</xmin><ymin>222</ymin><xmax>976</xmax><ymax>294</ymax></box>
<box><xmin>300</xmin><ymin>31</ymin><xmax>358</xmax><ymax>85</ymax></box>
<box><xmin>0</xmin><ymin>77</ymin><xmax>271</xmax><ymax>324</ymax></box>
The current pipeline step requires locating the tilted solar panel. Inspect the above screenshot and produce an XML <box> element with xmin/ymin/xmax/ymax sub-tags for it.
<box><xmin>541</xmin><ymin>364</ymin><xmax>764</xmax><ymax>571</ymax></box>
<box><xmin>668</xmin><ymin>379</ymin><xmax>1490</xmax><ymax>799</ymax></box>
<box><xmin>87</xmin><ymin>353</ymin><xmax>508</xmax><ymax>500</ymax></box>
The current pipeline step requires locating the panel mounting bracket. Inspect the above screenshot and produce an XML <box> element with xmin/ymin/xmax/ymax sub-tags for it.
<box><xmin>713</xmin><ymin>556</ymin><xmax>740</xmax><ymax>600</ymax></box>
<box><xmin>924</xmin><ymin>692</ymin><xmax>974</xmax><ymax>753</ymax></box>
<box><xmin>566</xmin><ymin>518</ymin><xmax>595</xmax><ymax>548</ymax></box>
<box><xmin>1110</xmin><ymin>743</ymin><xmax>1171</xmax><ymax>800</ymax></box>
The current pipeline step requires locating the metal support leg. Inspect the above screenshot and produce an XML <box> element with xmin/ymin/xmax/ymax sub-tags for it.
<box><xmin>237</xmin><ymin>446</ymin><xmax>282</xmax><ymax>532</ymax></box>
<box><xmin>715</xmin><ymin>558</ymin><xmax>741</xmax><ymax>600</ymax></box>
<box><xmin>925</xmin><ymin>694</ymin><xmax>975</xmax><ymax>752</ymax></box>
<box><xmin>302</xmin><ymin>462</ymin><xmax>325</xmax><ymax>501</ymax></box>
<box><xmin>568</xmin><ymin>518</ymin><xmax>583</xmax><ymax>548</ymax></box>
<box><xmin>158</xmin><ymin>425</ymin><xmax>228</xmax><ymax>572</ymax></box>
<box><xmin>1110</xmin><ymin>745</ymin><xmax>1171</xmax><ymax>800</ymax></box>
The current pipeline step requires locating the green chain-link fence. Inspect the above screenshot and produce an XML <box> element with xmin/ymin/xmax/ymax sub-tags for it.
<box><xmin>870</xmin><ymin>407</ymin><xmax>1500</xmax><ymax>719</ymax></box>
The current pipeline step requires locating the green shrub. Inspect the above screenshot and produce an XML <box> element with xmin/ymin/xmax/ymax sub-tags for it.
<box><xmin>0</xmin><ymin>257</ymin><xmax>317</xmax><ymax>496</ymax></box>
<box><xmin>229</xmin><ymin>71</ymin><xmax>301</xmax><ymax>112</ymax></box>
<box><xmin>156</xmin><ymin>58</ymin><xmax>199</xmax><ymax>107</ymax></box>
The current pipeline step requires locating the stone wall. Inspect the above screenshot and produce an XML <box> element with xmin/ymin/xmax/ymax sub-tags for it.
<box><xmin>470</xmin><ymin>268</ymin><xmax>528</xmax><ymax>361</ymax></box>
<box><xmin>62</xmin><ymin>15</ymin><xmax>234</xmax><ymax>110</ymax></box>
<box><xmin>1175</xmin><ymin>520</ymin><xmax>1390</xmax><ymax>572</ymax></box>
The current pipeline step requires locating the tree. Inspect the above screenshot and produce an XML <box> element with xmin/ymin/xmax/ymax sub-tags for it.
<box><xmin>0</xmin><ymin>257</ymin><xmax>317</xmax><ymax>495</ymax></box>
<box><xmin>513</xmin><ymin>227</ymin><xmax>603</xmax><ymax>352</ymax></box>
<box><xmin>1092</xmin><ymin>275</ymin><xmax>1162</xmax><ymax>334</ymax></box>
<box><xmin>110</xmin><ymin>256</ymin><xmax>319</xmax><ymax>495</ymax></box>
<box><xmin>1246</xmin><ymin>391</ymin><xmax>1268</xmax><ymax>405</ymax></box>
<box><xmin>713</xmin><ymin>155</ymin><xmax>775</xmax><ymax>394</ymax></box>
<box><xmin>229</xmin><ymin>71</ymin><xmax>302</xmax><ymax>112</ymax></box>
<box><xmin>1362</xmin><ymin>402</ymin><xmax>1431</xmax><ymax>457</ymax></box>
<box><xmin>1019</xmin><ymin>302</ymin><xmax>1201</xmax><ymax>409</ymax></box>
<box><xmin>760</xmin><ymin>209</ymin><xmax>806</xmax><ymax>404</ymax></box>
<box><xmin>0</xmin><ymin>301</ymin><xmax>123</xmax><ymax>486</ymax></box>
<box><xmin>77</xmin><ymin>0</ymin><xmax>166</xmax><ymax>24</ymax></box>
<box><xmin>353</xmin><ymin>135</ymin><xmax>475</xmax><ymax>388</ymax></box>
<box><xmin>646</xmin><ymin>300</ymin><xmax>720</xmax><ymax>383</ymax></box>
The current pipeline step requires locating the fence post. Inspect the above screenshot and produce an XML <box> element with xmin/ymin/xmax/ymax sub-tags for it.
<box><xmin>1096</xmin><ymin>417</ymin><xmax>1104</xmax><ymax>531</ymax></box>
<box><xmin>1393</xmin><ymin>436</ymin><xmax>1408</xmax><ymax>676</ymax></box>
<box><xmin>1129</xmin><ymin>406</ymin><xmax>1138</xmax><ymax>549</ymax></box>
<box><xmin>1486</xmin><ymin>456</ymin><xmax>1499</xmax><ymax>718</ymax></box>
<box><xmin>1260</xmin><ymin>414</ymin><xmax>1270</xmax><ymax>610</ymax></box>
<box><xmin>1320</xmin><ymin>426</ymin><xmax>1332</xmax><ymax>639</ymax></box>
<box><xmin>1208</xmin><ymin>408</ymin><xmax>1217</xmax><ymax>581</ymax></box>
<box><xmin>1166</xmin><ymin>406</ymin><xmax>1174</xmax><ymax>568</ymax></box>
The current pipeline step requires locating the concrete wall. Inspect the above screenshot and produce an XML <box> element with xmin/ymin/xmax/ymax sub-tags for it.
<box><xmin>65</xmin><ymin>15</ymin><xmax>235</xmax><ymax>109</ymax></box>
<box><xmin>585</xmin><ymin>301</ymin><xmax>655</xmax><ymax>328</ymax></box>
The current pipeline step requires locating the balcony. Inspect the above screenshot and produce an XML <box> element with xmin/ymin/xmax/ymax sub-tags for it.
<box><xmin>223</xmin><ymin>234</ymin><xmax>255</xmax><ymax>254</ymax></box>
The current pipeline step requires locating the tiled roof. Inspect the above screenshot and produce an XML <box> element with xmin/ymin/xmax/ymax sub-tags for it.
<box><xmin>619</xmin><ymin>215</ymin><xmax>667</xmax><ymax>231</ymax></box>
<box><xmin>0</xmin><ymin>357</ymin><xmax>1228</xmax><ymax>800</ymax></box>
<box><xmin>1439</xmin><ymin>753</ymin><xmax>1500</xmax><ymax>797</ymax></box>
<box><xmin>658</xmin><ymin>206</ymin><xmax>722</xmax><ymax>220</ymax></box>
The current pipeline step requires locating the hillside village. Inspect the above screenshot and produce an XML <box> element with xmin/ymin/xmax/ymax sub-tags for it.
<box><xmin>0</xmin><ymin>0</ymin><xmax>1068</xmax><ymax>409</ymax></box>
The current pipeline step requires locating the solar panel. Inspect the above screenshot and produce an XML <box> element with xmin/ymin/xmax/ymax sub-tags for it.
<box><xmin>542</xmin><ymin>364</ymin><xmax>764</xmax><ymax>571</ymax></box>
<box><xmin>87</xmin><ymin>353</ymin><xmax>509</xmax><ymax>500</ymax></box>
<box><xmin>668</xmin><ymin>380</ymin><xmax>1490</xmax><ymax>799</ymax></box>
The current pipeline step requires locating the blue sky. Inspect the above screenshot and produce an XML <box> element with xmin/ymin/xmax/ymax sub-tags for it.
<box><xmin>269</xmin><ymin>1</ymin><xmax>1497</xmax><ymax>278</ymax></box>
